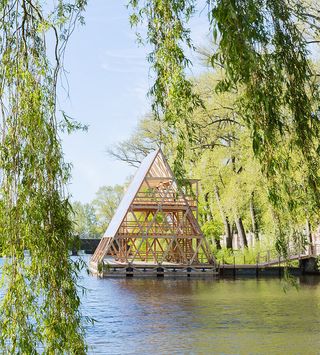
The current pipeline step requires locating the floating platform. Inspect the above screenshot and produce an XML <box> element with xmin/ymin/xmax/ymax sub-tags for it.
<box><xmin>88</xmin><ymin>258</ymin><xmax>320</xmax><ymax>278</ymax></box>
<box><xmin>89</xmin><ymin>257</ymin><xmax>218</xmax><ymax>278</ymax></box>
<box><xmin>219</xmin><ymin>264</ymin><xmax>302</xmax><ymax>277</ymax></box>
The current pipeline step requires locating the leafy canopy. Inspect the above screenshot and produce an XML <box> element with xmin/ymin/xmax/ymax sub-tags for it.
<box><xmin>128</xmin><ymin>0</ymin><xmax>320</xmax><ymax>253</ymax></box>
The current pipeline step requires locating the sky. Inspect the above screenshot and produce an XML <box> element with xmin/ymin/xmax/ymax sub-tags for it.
<box><xmin>60</xmin><ymin>0</ymin><xmax>210</xmax><ymax>203</ymax></box>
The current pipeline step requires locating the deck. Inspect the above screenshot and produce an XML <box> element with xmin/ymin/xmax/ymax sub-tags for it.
<box><xmin>89</xmin><ymin>257</ymin><xmax>217</xmax><ymax>278</ymax></box>
<box><xmin>89</xmin><ymin>244</ymin><xmax>320</xmax><ymax>278</ymax></box>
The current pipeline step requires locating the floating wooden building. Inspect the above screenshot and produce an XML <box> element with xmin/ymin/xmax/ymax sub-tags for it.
<box><xmin>89</xmin><ymin>149</ymin><xmax>216</xmax><ymax>277</ymax></box>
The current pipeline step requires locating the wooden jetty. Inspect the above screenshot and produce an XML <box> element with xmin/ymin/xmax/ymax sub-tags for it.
<box><xmin>89</xmin><ymin>148</ymin><xmax>216</xmax><ymax>277</ymax></box>
<box><xmin>218</xmin><ymin>244</ymin><xmax>320</xmax><ymax>277</ymax></box>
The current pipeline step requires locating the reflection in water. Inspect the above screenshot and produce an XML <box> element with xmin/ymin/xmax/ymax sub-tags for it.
<box><xmin>81</xmin><ymin>263</ymin><xmax>320</xmax><ymax>355</ymax></box>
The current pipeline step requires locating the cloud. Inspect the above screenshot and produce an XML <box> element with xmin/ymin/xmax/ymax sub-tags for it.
<box><xmin>101</xmin><ymin>48</ymin><xmax>148</xmax><ymax>74</ymax></box>
<box><xmin>131</xmin><ymin>81</ymin><xmax>150</xmax><ymax>111</ymax></box>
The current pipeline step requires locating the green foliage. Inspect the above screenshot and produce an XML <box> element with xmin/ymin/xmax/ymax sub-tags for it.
<box><xmin>97</xmin><ymin>262</ymin><xmax>104</xmax><ymax>274</ymax></box>
<box><xmin>0</xmin><ymin>0</ymin><xmax>87</xmax><ymax>353</ymax></box>
<box><xmin>209</xmin><ymin>1</ymin><xmax>320</xmax><ymax>235</ymax></box>
<box><xmin>202</xmin><ymin>220</ymin><xmax>224</xmax><ymax>241</ymax></box>
<box><xmin>111</xmin><ymin>66</ymin><xmax>317</xmax><ymax>256</ymax></box>
<box><xmin>128</xmin><ymin>0</ymin><xmax>200</xmax><ymax>123</ymax></box>
<box><xmin>214</xmin><ymin>246</ymin><xmax>263</xmax><ymax>265</ymax></box>
<box><xmin>214</xmin><ymin>247</ymin><xmax>234</xmax><ymax>264</ymax></box>
<box><xmin>128</xmin><ymin>0</ymin><xmax>203</xmax><ymax>181</ymax></box>
<box><xmin>72</xmin><ymin>201</ymin><xmax>100</xmax><ymax>238</ymax></box>
<box><xmin>92</xmin><ymin>184</ymin><xmax>125</xmax><ymax>234</ymax></box>
<box><xmin>128</xmin><ymin>0</ymin><xmax>320</xmax><ymax>256</ymax></box>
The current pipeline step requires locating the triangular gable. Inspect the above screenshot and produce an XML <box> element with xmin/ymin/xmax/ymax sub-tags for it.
<box><xmin>147</xmin><ymin>149</ymin><xmax>172</xmax><ymax>178</ymax></box>
<box><xmin>103</xmin><ymin>149</ymin><xmax>159</xmax><ymax>238</ymax></box>
<box><xmin>153</xmin><ymin>148</ymin><xmax>194</xmax><ymax>212</ymax></box>
<box><xmin>148</xmin><ymin>149</ymin><xmax>201</xmax><ymax>233</ymax></box>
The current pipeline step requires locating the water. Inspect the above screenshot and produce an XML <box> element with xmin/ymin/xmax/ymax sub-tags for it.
<box><xmin>80</xmin><ymin>262</ymin><xmax>320</xmax><ymax>355</ymax></box>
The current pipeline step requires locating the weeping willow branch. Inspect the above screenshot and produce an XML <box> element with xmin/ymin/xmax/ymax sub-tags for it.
<box><xmin>208</xmin><ymin>0</ymin><xmax>320</xmax><ymax>254</ymax></box>
<box><xmin>128</xmin><ymin>0</ymin><xmax>320</xmax><ymax>256</ymax></box>
<box><xmin>0</xmin><ymin>0</ymin><xmax>87</xmax><ymax>353</ymax></box>
<box><xmin>128</xmin><ymin>0</ymin><xmax>202</xmax><ymax>181</ymax></box>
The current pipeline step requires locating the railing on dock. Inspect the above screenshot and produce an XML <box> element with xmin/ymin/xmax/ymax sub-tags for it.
<box><xmin>219</xmin><ymin>243</ymin><xmax>320</xmax><ymax>268</ymax></box>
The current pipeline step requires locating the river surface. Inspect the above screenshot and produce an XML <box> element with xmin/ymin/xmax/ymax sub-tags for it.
<box><xmin>80</xmin><ymin>260</ymin><xmax>320</xmax><ymax>355</ymax></box>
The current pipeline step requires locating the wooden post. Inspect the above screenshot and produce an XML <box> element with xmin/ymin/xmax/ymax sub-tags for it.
<box><xmin>146</xmin><ymin>238</ymin><xmax>148</xmax><ymax>261</ymax></box>
<box><xmin>126</xmin><ymin>263</ymin><xmax>133</xmax><ymax>277</ymax></box>
<box><xmin>156</xmin><ymin>266</ymin><xmax>164</xmax><ymax>277</ymax></box>
<box><xmin>196</xmin><ymin>180</ymin><xmax>199</xmax><ymax>222</ymax></box>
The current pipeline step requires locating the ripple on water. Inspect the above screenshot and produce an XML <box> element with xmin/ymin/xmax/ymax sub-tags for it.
<box><xmin>79</xmin><ymin>260</ymin><xmax>320</xmax><ymax>355</ymax></box>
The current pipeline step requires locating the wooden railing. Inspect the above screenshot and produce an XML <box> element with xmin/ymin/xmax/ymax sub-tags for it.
<box><xmin>133</xmin><ymin>191</ymin><xmax>197</xmax><ymax>208</ymax></box>
<box><xmin>220</xmin><ymin>243</ymin><xmax>320</xmax><ymax>267</ymax></box>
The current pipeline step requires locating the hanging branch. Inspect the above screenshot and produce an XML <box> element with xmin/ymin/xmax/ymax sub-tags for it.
<box><xmin>128</xmin><ymin>0</ymin><xmax>320</xmax><ymax>255</ymax></box>
<box><xmin>208</xmin><ymin>0</ymin><xmax>320</xmax><ymax>252</ymax></box>
<box><xmin>128</xmin><ymin>0</ymin><xmax>202</xmax><ymax>181</ymax></box>
<box><xmin>0</xmin><ymin>0</ymin><xmax>87</xmax><ymax>353</ymax></box>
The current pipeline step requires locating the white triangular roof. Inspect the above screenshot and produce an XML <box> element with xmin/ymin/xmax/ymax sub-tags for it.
<box><xmin>103</xmin><ymin>148</ymin><xmax>160</xmax><ymax>238</ymax></box>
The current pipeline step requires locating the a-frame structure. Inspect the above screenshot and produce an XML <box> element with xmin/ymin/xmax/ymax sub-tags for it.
<box><xmin>90</xmin><ymin>149</ymin><xmax>214</xmax><ymax>272</ymax></box>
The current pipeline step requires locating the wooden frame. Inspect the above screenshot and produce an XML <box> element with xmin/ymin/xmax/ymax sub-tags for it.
<box><xmin>90</xmin><ymin>149</ymin><xmax>215</xmax><ymax>270</ymax></box>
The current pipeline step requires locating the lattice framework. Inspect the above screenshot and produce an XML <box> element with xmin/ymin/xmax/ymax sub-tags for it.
<box><xmin>91</xmin><ymin>149</ymin><xmax>214</xmax><ymax>267</ymax></box>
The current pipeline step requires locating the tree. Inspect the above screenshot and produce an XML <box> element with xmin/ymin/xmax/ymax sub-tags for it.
<box><xmin>72</xmin><ymin>201</ymin><xmax>99</xmax><ymax>238</ymax></box>
<box><xmin>0</xmin><ymin>1</ymin><xmax>87</xmax><ymax>352</ymax></box>
<box><xmin>92</xmin><ymin>184</ymin><xmax>125</xmax><ymax>234</ymax></box>
<box><xmin>128</xmin><ymin>0</ymin><xmax>320</xmax><ymax>256</ymax></box>
<box><xmin>71</xmin><ymin>184</ymin><xmax>126</xmax><ymax>240</ymax></box>
<box><xmin>108</xmin><ymin>115</ymin><xmax>162</xmax><ymax>167</ymax></box>
<box><xmin>111</xmin><ymin>65</ymin><xmax>319</xmax><ymax>257</ymax></box>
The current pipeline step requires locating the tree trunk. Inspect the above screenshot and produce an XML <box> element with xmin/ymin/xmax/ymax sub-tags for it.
<box><xmin>306</xmin><ymin>218</ymin><xmax>313</xmax><ymax>254</ymax></box>
<box><xmin>235</xmin><ymin>216</ymin><xmax>248</xmax><ymax>248</ymax></box>
<box><xmin>204</xmin><ymin>192</ymin><xmax>212</xmax><ymax>222</ymax></box>
<box><xmin>205</xmin><ymin>192</ymin><xmax>221</xmax><ymax>249</ymax></box>
<box><xmin>250</xmin><ymin>191</ymin><xmax>259</xmax><ymax>241</ymax></box>
<box><xmin>215</xmin><ymin>236</ymin><xmax>222</xmax><ymax>250</ymax></box>
<box><xmin>214</xmin><ymin>185</ymin><xmax>232</xmax><ymax>249</ymax></box>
